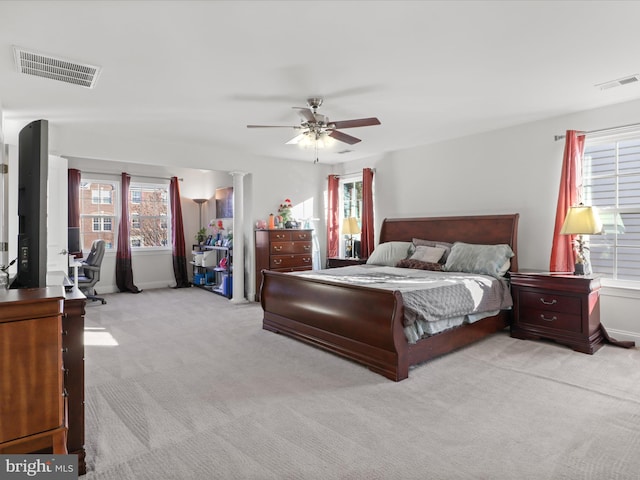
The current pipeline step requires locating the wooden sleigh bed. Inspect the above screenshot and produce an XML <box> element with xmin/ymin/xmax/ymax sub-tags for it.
<box><xmin>260</xmin><ymin>214</ymin><xmax>519</xmax><ymax>381</ymax></box>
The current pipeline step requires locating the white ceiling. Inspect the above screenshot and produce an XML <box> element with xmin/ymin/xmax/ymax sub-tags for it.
<box><xmin>1</xmin><ymin>0</ymin><xmax>640</xmax><ymax>165</ymax></box>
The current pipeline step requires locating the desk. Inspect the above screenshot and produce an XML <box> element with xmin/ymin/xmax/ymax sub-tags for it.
<box><xmin>69</xmin><ymin>257</ymin><xmax>82</xmax><ymax>289</ymax></box>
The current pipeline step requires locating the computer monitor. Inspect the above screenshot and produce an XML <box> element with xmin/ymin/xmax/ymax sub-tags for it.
<box><xmin>68</xmin><ymin>227</ymin><xmax>81</xmax><ymax>255</ymax></box>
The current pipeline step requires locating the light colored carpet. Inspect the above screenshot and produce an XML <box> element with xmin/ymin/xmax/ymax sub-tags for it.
<box><xmin>82</xmin><ymin>287</ymin><xmax>640</xmax><ymax>479</ymax></box>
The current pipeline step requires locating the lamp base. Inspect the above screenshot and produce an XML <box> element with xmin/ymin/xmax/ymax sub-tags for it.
<box><xmin>573</xmin><ymin>263</ymin><xmax>590</xmax><ymax>276</ymax></box>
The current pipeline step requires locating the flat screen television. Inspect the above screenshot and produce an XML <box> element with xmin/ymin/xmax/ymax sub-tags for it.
<box><xmin>10</xmin><ymin>119</ymin><xmax>48</xmax><ymax>289</ymax></box>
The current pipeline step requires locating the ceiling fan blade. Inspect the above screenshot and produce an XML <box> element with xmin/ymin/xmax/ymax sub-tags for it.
<box><xmin>247</xmin><ymin>125</ymin><xmax>300</xmax><ymax>128</ymax></box>
<box><xmin>328</xmin><ymin>130</ymin><xmax>361</xmax><ymax>145</ymax></box>
<box><xmin>286</xmin><ymin>134</ymin><xmax>306</xmax><ymax>145</ymax></box>
<box><xmin>329</xmin><ymin>117</ymin><xmax>381</xmax><ymax>129</ymax></box>
<box><xmin>292</xmin><ymin>107</ymin><xmax>316</xmax><ymax>123</ymax></box>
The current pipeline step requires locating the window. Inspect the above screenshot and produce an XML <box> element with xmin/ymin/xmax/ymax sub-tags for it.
<box><xmin>91</xmin><ymin>188</ymin><xmax>112</xmax><ymax>204</ymax></box>
<box><xmin>80</xmin><ymin>180</ymin><xmax>117</xmax><ymax>250</ymax></box>
<box><xmin>128</xmin><ymin>182</ymin><xmax>170</xmax><ymax>248</ymax></box>
<box><xmin>78</xmin><ymin>178</ymin><xmax>171</xmax><ymax>251</ymax></box>
<box><xmin>92</xmin><ymin>217</ymin><xmax>112</xmax><ymax>231</ymax></box>
<box><xmin>583</xmin><ymin>134</ymin><xmax>640</xmax><ymax>281</ymax></box>
<box><xmin>340</xmin><ymin>176</ymin><xmax>362</xmax><ymax>256</ymax></box>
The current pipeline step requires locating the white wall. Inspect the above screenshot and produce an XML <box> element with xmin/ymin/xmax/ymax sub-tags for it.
<box><xmin>338</xmin><ymin>98</ymin><xmax>640</xmax><ymax>343</ymax></box>
<box><xmin>59</xmin><ymin>142</ymin><xmax>331</xmax><ymax>299</ymax></box>
<box><xmin>4</xmin><ymin>98</ymin><xmax>639</xmax><ymax>342</ymax></box>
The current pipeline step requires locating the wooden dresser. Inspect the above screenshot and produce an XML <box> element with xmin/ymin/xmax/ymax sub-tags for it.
<box><xmin>63</xmin><ymin>287</ymin><xmax>87</xmax><ymax>475</ymax></box>
<box><xmin>255</xmin><ymin>229</ymin><xmax>313</xmax><ymax>301</ymax></box>
<box><xmin>0</xmin><ymin>287</ymin><xmax>67</xmax><ymax>455</ymax></box>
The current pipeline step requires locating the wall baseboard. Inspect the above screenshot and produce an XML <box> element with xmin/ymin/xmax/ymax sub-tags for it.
<box><xmin>604</xmin><ymin>327</ymin><xmax>639</xmax><ymax>346</ymax></box>
<box><xmin>94</xmin><ymin>280</ymin><xmax>177</xmax><ymax>295</ymax></box>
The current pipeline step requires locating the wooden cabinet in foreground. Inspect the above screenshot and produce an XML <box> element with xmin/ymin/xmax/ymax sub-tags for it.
<box><xmin>0</xmin><ymin>287</ymin><xmax>67</xmax><ymax>455</ymax></box>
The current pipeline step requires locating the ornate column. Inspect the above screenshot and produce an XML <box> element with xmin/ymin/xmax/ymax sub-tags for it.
<box><xmin>230</xmin><ymin>171</ymin><xmax>248</xmax><ymax>303</ymax></box>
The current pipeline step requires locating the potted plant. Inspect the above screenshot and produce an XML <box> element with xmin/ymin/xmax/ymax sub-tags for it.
<box><xmin>195</xmin><ymin>227</ymin><xmax>207</xmax><ymax>244</ymax></box>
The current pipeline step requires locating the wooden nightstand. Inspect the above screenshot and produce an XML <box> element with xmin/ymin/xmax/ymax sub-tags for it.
<box><xmin>510</xmin><ymin>272</ymin><xmax>604</xmax><ymax>354</ymax></box>
<box><xmin>326</xmin><ymin>257</ymin><xmax>368</xmax><ymax>268</ymax></box>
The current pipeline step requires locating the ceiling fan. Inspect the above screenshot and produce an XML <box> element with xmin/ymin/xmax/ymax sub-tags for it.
<box><xmin>247</xmin><ymin>97</ymin><xmax>381</xmax><ymax>162</ymax></box>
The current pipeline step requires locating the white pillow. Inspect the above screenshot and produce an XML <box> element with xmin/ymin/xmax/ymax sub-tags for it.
<box><xmin>366</xmin><ymin>241</ymin><xmax>413</xmax><ymax>266</ymax></box>
<box><xmin>409</xmin><ymin>245</ymin><xmax>446</xmax><ymax>263</ymax></box>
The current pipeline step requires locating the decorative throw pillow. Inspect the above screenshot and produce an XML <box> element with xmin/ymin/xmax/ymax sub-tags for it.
<box><xmin>366</xmin><ymin>241</ymin><xmax>413</xmax><ymax>266</ymax></box>
<box><xmin>396</xmin><ymin>258</ymin><xmax>444</xmax><ymax>271</ymax></box>
<box><xmin>443</xmin><ymin>242</ymin><xmax>514</xmax><ymax>278</ymax></box>
<box><xmin>412</xmin><ymin>238</ymin><xmax>453</xmax><ymax>262</ymax></box>
<box><xmin>409</xmin><ymin>245</ymin><xmax>446</xmax><ymax>263</ymax></box>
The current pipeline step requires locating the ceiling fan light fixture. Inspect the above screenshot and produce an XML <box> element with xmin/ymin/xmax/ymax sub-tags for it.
<box><xmin>297</xmin><ymin>131</ymin><xmax>334</xmax><ymax>149</ymax></box>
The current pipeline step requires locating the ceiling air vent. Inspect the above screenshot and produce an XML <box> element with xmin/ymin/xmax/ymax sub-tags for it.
<box><xmin>13</xmin><ymin>46</ymin><xmax>102</xmax><ymax>89</ymax></box>
<box><xmin>595</xmin><ymin>74</ymin><xmax>640</xmax><ymax>91</ymax></box>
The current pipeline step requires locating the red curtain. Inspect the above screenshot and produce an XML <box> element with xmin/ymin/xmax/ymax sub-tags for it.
<box><xmin>67</xmin><ymin>169</ymin><xmax>81</xmax><ymax>228</ymax></box>
<box><xmin>170</xmin><ymin>177</ymin><xmax>190</xmax><ymax>288</ymax></box>
<box><xmin>67</xmin><ymin>169</ymin><xmax>82</xmax><ymax>256</ymax></box>
<box><xmin>115</xmin><ymin>172</ymin><xmax>141</xmax><ymax>293</ymax></box>
<box><xmin>550</xmin><ymin>130</ymin><xmax>585</xmax><ymax>272</ymax></box>
<box><xmin>360</xmin><ymin>168</ymin><xmax>375</xmax><ymax>258</ymax></box>
<box><xmin>327</xmin><ymin>174</ymin><xmax>340</xmax><ymax>258</ymax></box>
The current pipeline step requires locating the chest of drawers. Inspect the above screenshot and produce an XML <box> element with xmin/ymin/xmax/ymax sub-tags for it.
<box><xmin>0</xmin><ymin>288</ymin><xmax>67</xmax><ymax>455</ymax></box>
<box><xmin>255</xmin><ymin>229</ymin><xmax>313</xmax><ymax>301</ymax></box>
<box><xmin>510</xmin><ymin>272</ymin><xmax>604</xmax><ymax>354</ymax></box>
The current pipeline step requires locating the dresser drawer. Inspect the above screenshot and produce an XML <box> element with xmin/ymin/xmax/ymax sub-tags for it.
<box><xmin>519</xmin><ymin>290</ymin><xmax>581</xmax><ymax>314</ymax></box>
<box><xmin>519</xmin><ymin>308</ymin><xmax>582</xmax><ymax>333</ymax></box>
<box><xmin>291</xmin><ymin>230</ymin><xmax>311</xmax><ymax>241</ymax></box>
<box><xmin>269</xmin><ymin>231</ymin><xmax>292</xmax><ymax>241</ymax></box>
<box><xmin>268</xmin><ymin>230</ymin><xmax>312</xmax><ymax>242</ymax></box>
<box><xmin>270</xmin><ymin>254</ymin><xmax>312</xmax><ymax>269</ymax></box>
<box><xmin>271</xmin><ymin>241</ymin><xmax>312</xmax><ymax>254</ymax></box>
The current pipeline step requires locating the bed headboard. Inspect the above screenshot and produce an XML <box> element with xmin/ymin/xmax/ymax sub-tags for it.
<box><xmin>379</xmin><ymin>214</ymin><xmax>519</xmax><ymax>272</ymax></box>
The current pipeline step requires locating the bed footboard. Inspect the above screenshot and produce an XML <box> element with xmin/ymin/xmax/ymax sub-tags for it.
<box><xmin>260</xmin><ymin>270</ymin><xmax>409</xmax><ymax>381</ymax></box>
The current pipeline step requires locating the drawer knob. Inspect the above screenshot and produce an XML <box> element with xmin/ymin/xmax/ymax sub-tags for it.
<box><xmin>539</xmin><ymin>298</ymin><xmax>557</xmax><ymax>305</ymax></box>
<box><xmin>273</xmin><ymin>259</ymin><xmax>282</xmax><ymax>265</ymax></box>
<box><xmin>274</xmin><ymin>246</ymin><xmax>282</xmax><ymax>251</ymax></box>
<box><xmin>539</xmin><ymin>314</ymin><xmax>557</xmax><ymax>322</ymax></box>
<box><xmin>303</xmin><ymin>245</ymin><xmax>310</xmax><ymax>251</ymax></box>
<box><xmin>303</xmin><ymin>257</ymin><xmax>311</xmax><ymax>263</ymax></box>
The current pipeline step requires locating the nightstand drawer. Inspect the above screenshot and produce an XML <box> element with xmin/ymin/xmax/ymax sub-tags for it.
<box><xmin>520</xmin><ymin>309</ymin><xmax>582</xmax><ymax>333</ymax></box>
<box><xmin>519</xmin><ymin>290</ymin><xmax>581</xmax><ymax>314</ymax></box>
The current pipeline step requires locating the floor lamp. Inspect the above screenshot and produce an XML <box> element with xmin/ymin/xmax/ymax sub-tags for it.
<box><xmin>193</xmin><ymin>198</ymin><xmax>207</xmax><ymax>228</ymax></box>
<box><xmin>193</xmin><ymin>198</ymin><xmax>208</xmax><ymax>243</ymax></box>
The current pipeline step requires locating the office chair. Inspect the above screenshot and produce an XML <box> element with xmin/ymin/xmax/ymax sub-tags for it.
<box><xmin>74</xmin><ymin>239</ymin><xmax>107</xmax><ymax>304</ymax></box>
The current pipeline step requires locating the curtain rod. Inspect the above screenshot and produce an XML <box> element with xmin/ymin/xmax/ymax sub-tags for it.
<box><xmin>329</xmin><ymin>168</ymin><xmax>376</xmax><ymax>179</ymax></box>
<box><xmin>554</xmin><ymin>121</ymin><xmax>640</xmax><ymax>141</ymax></box>
<box><xmin>79</xmin><ymin>170</ymin><xmax>183</xmax><ymax>182</ymax></box>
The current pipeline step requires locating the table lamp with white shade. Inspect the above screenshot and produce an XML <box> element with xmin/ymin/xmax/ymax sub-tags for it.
<box><xmin>342</xmin><ymin>217</ymin><xmax>361</xmax><ymax>258</ymax></box>
<box><xmin>560</xmin><ymin>204</ymin><xmax>603</xmax><ymax>275</ymax></box>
